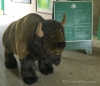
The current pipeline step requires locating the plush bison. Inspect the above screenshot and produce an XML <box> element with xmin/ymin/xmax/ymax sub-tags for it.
<box><xmin>2</xmin><ymin>13</ymin><xmax>66</xmax><ymax>85</ymax></box>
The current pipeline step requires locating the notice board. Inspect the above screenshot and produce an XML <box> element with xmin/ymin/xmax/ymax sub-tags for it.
<box><xmin>53</xmin><ymin>1</ymin><xmax>93</xmax><ymax>54</ymax></box>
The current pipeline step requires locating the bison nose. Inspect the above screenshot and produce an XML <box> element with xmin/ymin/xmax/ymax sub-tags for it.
<box><xmin>57</xmin><ymin>41</ymin><xmax>66</xmax><ymax>49</ymax></box>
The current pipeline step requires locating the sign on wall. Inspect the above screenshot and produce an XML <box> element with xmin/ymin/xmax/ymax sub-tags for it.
<box><xmin>53</xmin><ymin>1</ymin><xmax>93</xmax><ymax>54</ymax></box>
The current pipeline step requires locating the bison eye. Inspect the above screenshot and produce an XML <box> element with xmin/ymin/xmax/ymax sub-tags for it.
<box><xmin>51</xmin><ymin>34</ymin><xmax>54</xmax><ymax>38</ymax></box>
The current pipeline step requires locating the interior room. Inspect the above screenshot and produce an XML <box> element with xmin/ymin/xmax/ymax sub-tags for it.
<box><xmin>0</xmin><ymin>0</ymin><xmax>100</xmax><ymax>86</ymax></box>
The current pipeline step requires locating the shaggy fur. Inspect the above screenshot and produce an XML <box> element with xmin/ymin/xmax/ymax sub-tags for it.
<box><xmin>2</xmin><ymin>13</ymin><xmax>66</xmax><ymax>85</ymax></box>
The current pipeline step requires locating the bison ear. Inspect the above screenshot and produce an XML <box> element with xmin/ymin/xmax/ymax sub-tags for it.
<box><xmin>61</xmin><ymin>14</ymin><xmax>66</xmax><ymax>26</ymax></box>
<box><xmin>36</xmin><ymin>23</ymin><xmax>44</xmax><ymax>37</ymax></box>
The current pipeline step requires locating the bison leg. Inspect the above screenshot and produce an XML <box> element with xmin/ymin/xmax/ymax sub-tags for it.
<box><xmin>4</xmin><ymin>51</ymin><xmax>17</xmax><ymax>69</ymax></box>
<box><xmin>20</xmin><ymin>55</ymin><xmax>38</xmax><ymax>85</ymax></box>
<box><xmin>38</xmin><ymin>58</ymin><xmax>54</xmax><ymax>75</ymax></box>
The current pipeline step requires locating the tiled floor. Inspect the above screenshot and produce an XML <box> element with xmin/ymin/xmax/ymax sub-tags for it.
<box><xmin>0</xmin><ymin>15</ymin><xmax>100</xmax><ymax>86</ymax></box>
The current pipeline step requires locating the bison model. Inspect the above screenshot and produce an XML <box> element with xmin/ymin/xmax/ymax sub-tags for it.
<box><xmin>2</xmin><ymin>13</ymin><xmax>66</xmax><ymax>85</ymax></box>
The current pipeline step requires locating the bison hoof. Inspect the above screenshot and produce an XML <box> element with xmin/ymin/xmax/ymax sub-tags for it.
<box><xmin>23</xmin><ymin>76</ymin><xmax>38</xmax><ymax>85</ymax></box>
<box><xmin>5</xmin><ymin>61</ymin><xmax>17</xmax><ymax>69</ymax></box>
<box><xmin>40</xmin><ymin>66</ymin><xmax>54</xmax><ymax>75</ymax></box>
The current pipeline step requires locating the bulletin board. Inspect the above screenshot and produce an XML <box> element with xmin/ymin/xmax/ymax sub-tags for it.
<box><xmin>53</xmin><ymin>1</ymin><xmax>93</xmax><ymax>54</ymax></box>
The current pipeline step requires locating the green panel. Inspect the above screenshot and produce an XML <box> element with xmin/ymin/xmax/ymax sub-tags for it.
<box><xmin>1</xmin><ymin>0</ymin><xmax>4</xmax><ymax>11</ymax></box>
<box><xmin>54</xmin><ymin>1</ymin><xmax>92</xmax><ymax>41</ymax></box>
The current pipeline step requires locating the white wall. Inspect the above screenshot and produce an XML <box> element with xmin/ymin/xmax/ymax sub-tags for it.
<box><xmin>4</xmin><ymin>0</ymin><xmax>52</xmax><ymax>19</ymax></box>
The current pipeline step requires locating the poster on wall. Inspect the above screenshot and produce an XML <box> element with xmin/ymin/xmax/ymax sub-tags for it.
<box><xmin>36</xmin><ymin>0</ymin><xmax>56</xmax><ymax>14</ymax></box>
<box><xmin>11</xmin><ymin>0</ymin><xmax>31</xmax><ymax>4</ymax></box>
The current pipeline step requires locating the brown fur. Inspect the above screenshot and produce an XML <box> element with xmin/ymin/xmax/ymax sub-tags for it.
<box><xmin>2</xmin><ymin>13</ymin><xmax>66</xmax><ymax>59</ymax></box>
<box><xmin>2</xmin><ymin>13</ymin><xmax>44</xmax><ymax>59</ymax></box>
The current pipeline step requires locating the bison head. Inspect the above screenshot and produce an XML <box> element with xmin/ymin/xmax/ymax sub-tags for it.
<box><xmin>35</xmin><ymin>14</ymin><xmax>66</xmax><ymax>56</ymax></box>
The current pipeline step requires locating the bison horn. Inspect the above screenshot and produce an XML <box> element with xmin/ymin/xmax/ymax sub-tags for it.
<box><xmin>61</xmin><ymin>14</ymin><xmax>66</xmax><ymax>26</ymax></box>
<box><xmin>36</xmin><ymin>23</ymin><xmax>44</xmax><ymax>37</ymax></box>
